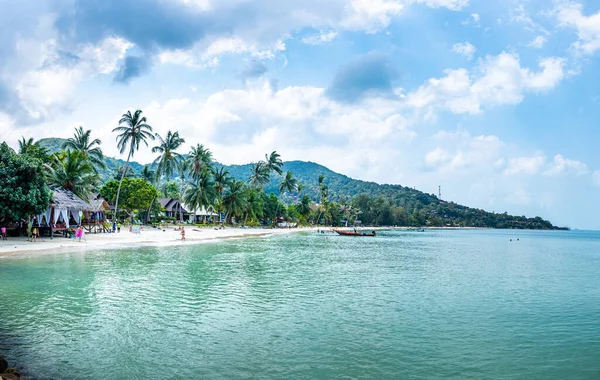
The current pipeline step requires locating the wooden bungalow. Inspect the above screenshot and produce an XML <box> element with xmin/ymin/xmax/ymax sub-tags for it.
<box><xmin>36</xmin><ymin>188</ymin><xmax>92</xmax><ymax>238</ymax></box>
<box><xmin>158</xmin><ymin>198</ymin><xmax>190</xmax><ymax>219</ymax></box>
<box><xmin>83</xmin><ymin>194</ymin><xmax>111</xmax><ymax>233</ymax></box>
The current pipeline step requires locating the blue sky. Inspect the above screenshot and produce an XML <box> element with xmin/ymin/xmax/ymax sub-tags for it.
<box><xmin>1</xmin><ymin>0</ymin><xmax>599</xmax><ymax>229</ymax></box>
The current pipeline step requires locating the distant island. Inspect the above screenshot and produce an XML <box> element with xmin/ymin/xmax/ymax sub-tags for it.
<box><xmin>27</xmin><ymin>134</ymin><xmax>566</xmax><ymax>230</ymax></box>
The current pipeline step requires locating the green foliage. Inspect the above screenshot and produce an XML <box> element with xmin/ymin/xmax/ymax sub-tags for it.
<box><xmin>46</xmin><ymin>150</ymin><xmax>99</xmax><ymax>199</ymax></box>
<box><xmin>0</xmin><ymin>142</ymin><xmax>52</xmax><ymax>222</ymax></box>
<box><xmin>100</xmin><ymin>178</ymin><xmax>159</xmax><ymax>214</ymax></box>
<box><xmin>161</xmin><ymin>180</ymin><xmax>180</xmax><ymax>198</ymax></box>
<box><xmin>62</xmin><ymin>126</ymin><xmax>106</xmax><ymax>170</ymax></box>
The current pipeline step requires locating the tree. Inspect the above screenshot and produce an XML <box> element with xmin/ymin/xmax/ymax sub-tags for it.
<box><xmin>243</xmin><ymin>188</ymin><xmax>263</xmax><ymax>226</ymax></box>
<box><xmin>152</xmin><ymin>130</ymin><xmax>185</xmax><ymax>221</ymax></box>
<box><xmin>295</xmin><ymin>195</ymin><xmax>312</xmax><ymax>219</ymax></box>
<box><xmin>212</xmin><ymin>166</ymin><xmax>231</xmax><ymax>223</ymax></box>
<box><xmin>274</xmin><ymin>170</ymin><xmax>297</xmax><ymax>219</ymax></box>
<box><xmin>62</xmin><ymin>126</ymin><xmax>106</xmax><ymax>170</ymax></box>
<box><xmin>222</xmin><ymin>180</ymin><xmax>247</xmax><ymax>223</ymax></box>
<box><xmin>265</xmin><ymin>151</ymin><xmax>283</xmax><ymax>176</ymax></box>
<box><xmin>113</xmin><ymin>165</ymin><xmax>135</xmax><ymax>180</ymax></box>
<box><xmin>248</xmin><ymin>161</ymin><xmax>270</xmax><ymax>189</ymax></box>
<box><xmin>161</xmin><ymin>181</ymin><xmax>180</xmax><ymax>199</ymax></box>
<box><xmin>100</xmin><ymin>178</ymin><xmax>159</xmax><ymax>220</ymax></box>
<box><xmin>152</xmin><ymin>130</ymin><xmax>184</xmax><ymax>182</ymax></box>
<box><xmin>112</xmin><ymin>110</ymin><xmax>154</xmax><ymax>224</ymax></box>
<box><xmin>46</xmin><ymin>150</ymin><xmax>99</xmax><ymax>199</ymax></box>
<box><xmin>0</xmin><ymin>143</ymin><xmax>52</xmax><ymax>223</ymax></box>
<box><xmin>141</xmin><ymin>165</ymin><xmax>157</xmax><ymax>222</ymax></box>
<box><xmin>187</xmin><ymin>144</ymin><xmax>212</xmax><ymax>180</ymax></box>
<box><xmin>183</xmin><ymin>171</ymin><xmax>216</xmax><ymax>223</ymax></box>
<box><xmin>18</xmin><ymin>137</ymin><xmax>49</xmax><ymax>162</ymax></box>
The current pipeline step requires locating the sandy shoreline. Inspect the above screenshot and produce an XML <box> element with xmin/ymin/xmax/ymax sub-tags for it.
<box><xmin>0</xmin><ymin>226</ymin><xmax>322</xmax><ymax>259</ymax></box>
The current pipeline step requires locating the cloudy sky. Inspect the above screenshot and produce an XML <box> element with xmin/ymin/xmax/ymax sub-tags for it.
<box><xmin>1</xmin><ymin>0</ymin><xmax>599</xmax><ymax>229</ymax></box>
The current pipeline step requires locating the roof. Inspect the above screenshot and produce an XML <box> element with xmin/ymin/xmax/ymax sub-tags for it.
<box><xmin>51</xmin><ymin>188</ymin><xmax>92</xmax><ymax>211</ymax></box>
<box><xmin>158</xmin><ymin>198</ymin><xmax>188</xmax><ymax>213</ymax></box>
<box><xmin>184</xmin><ymin>204</ymin><xmax>218</xmax><ymax>216</ymax></box>
<box><xmin>88</xmin><ymin>196</ymin><xmax>110</xmax><ymax>212</ymax></box>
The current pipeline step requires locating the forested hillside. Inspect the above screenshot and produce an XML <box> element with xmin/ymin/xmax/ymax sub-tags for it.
<box><xmin>36</xmin><ymin>139</ymin><xmax>565</xmax><ymax>229</ymax></box>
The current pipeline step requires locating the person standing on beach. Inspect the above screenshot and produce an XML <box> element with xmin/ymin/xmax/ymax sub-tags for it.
<box><xmin>181</xmin><ymin>226</ymin><xmax>186</xmax><ymax>241</ymax></box>
<box><xmin>1</xmin><ymin>226</ymin><xmax>6</xmax><ymax>240</ymax></box>
<box><xmin>32</xmin><ymin>225</ymin><xmax>38</xmax><ymax>242</ymax></box>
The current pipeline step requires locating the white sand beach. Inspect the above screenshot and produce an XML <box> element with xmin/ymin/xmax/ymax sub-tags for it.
<box><xmin>0</xmin><ymin>226</ymin><xmax>321</xmax><ymax>258</ymax></box>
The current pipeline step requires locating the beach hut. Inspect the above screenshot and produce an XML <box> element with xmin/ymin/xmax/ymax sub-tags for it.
<box><xmin>185</xmin><ymin>205</ymin><xmax>219</xmax><ymax>223</ymax></box>
<box><xmin>84</xmin><ymin>194</ymin><xmax>111</xmax><ymax>232</ymax></box>
<box><xmin>36</xmin><ymin>188</ymin><xmax>92</xmax><ymax>237</ymax></box>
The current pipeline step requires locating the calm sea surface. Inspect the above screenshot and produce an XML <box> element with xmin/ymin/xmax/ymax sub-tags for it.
<box><xmin>1</xmin><ymin>229</ymin><xmax>599</xmax><ymax>380</ymax></box>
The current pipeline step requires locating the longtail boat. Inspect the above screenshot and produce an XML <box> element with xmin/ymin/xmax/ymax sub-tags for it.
<box><xmin>335</xmin><ymin>229</ymin><xmax>376</xmax><ymax>237</ymax></box>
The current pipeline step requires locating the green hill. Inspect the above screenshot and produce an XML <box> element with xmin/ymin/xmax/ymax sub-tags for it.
<box><xmin>34</xmin><ymin>139</ymin><xmax>564</xmax><ymax>229</ymax></box>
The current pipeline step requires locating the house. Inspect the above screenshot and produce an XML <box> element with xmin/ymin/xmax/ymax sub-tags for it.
<box><xmin>184</xmin><ymin>204</ymin><xmax>220</xmax><ymax>223</ymax></box>
<box><xmin>158</xmin><ymin>198</ymin><xmax>189</xmax><ymax>219</ymax></box>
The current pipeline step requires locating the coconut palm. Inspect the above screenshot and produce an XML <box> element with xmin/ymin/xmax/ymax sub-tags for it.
<box><xmin>296</xmin><ymin>195</ymin><xmax>312</xmax><ymax>219</ymax></box>
<box><xmin>187</xmin><ymin>144</ymin><xmax>213</xmax><ymax>180</ymax></box>
<box><xmin>212</xmin><ymin>166</ymin><xmax>231</xmax><ymax>224</ymax></box>
<box><xmin>141</xmin><ymin>165</ymin><xmax>155</xmax><ymax>182</ymax></box>
<box><xmin>243</xmin><ymin>188</ymin><xmax>263</xmax><ymax>226</ymax></box>
<box><xmin>152</xmin><ymin>131</ymin><xmax>185</xmax><ymax>182</ymax></box>
<box><xmin>184</xmin><ymin>171</ymin><xmax>217</xmax><ymax>223</ymax></box>
<box><xmin>112</xmin><ymin>109</ymin><xmax>154</xmax><ymax>224</ymax></box>
<box><xmin>112</xmin><ymin>165</ymin><xmax>135</xmax><ymax>180</ymax></box>
<box><xmin>297</xmin><ymin>184</ymin><xmax>304</xmax><ymax>196</ymax></box>
<box><xmin>18</xmin><ymin>137</ymin><xmax>36</xmax><ymax>155</ymax></box>
<box><xmin>248</xmin><ymin>161</ymin><xmax>270</xmax><ymax>189</ymax></box>
<box><xmin>62</xmin><ymin>126</ymin><xmax>106</xmax><ymax>170</ymax></box>
<box><xmin>46</xmin><ymin>150</ymin><xmax>99</xmax><ymax>199</ymax></box>
<box><xmin>274</xmin><ymin>170</ymin><xmax>297</xmax><ymax>219</ymax></box>
<box><xmin>222</xmin><ymin>180</ymin><xmax>247</xmax><ymax>224</ymax></box>
<box><xmin>316</xmin><ymin>175</ymin><xmax>327</xmax><ymax>226</ymax></box>
<box><xmin>265</xmin><ymin>151</ymin><xmax>283</xmax><ymax>176</ymax></box>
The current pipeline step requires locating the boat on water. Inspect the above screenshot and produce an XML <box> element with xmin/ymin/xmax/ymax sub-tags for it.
<box><xmin>335</xmin><ymin>229</ymin><xmax>376</xmax><ymax>237</ymax></box>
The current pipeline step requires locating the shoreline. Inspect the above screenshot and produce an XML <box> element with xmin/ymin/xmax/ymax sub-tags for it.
<box><xmin>0</xmin><ymin>226</ymin><xmax>323</xmax><ymax>259</ymax></box>
<box><xmin>0</xmin><ymin>226</ymin><xmax>494</xmax><ymax>259</ymax></box>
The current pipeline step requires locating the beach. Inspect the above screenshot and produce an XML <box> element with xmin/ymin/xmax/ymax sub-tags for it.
<box><xmin>0</xmin><ymin>226</ymin><xmax>320</xmax><ymax>258</ymax></box>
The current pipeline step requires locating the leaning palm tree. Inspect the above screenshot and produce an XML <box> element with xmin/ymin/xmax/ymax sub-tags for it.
<box><xmin>187</xmin><ymin>144</ymin><xmax>213</xmax><ymax>180</ymax></box>
<box><xmin>62</xmin><ymin>126</ymin><xmax>106</xmax><ymax>170</ymax></box>
<box><xmin>222</xmin><ymin>180</ymin><xmax>247</xmax><ymax>224</ymax></box>
<box><xmin>112</xmin><ymin>109</ymin><xmax>154</xmax><ymax>224</ymax></box>
<box><xmin>46</xmin><ymin>150</ymin><xmax>99</xmax><ymax>199</ymax></box>
<box><xmin>184</xmin><ymin>171</ymin><xmax>216</xmax><ymax>223</ymax></box>
<box><xmin>248</xmin><ymin>161</ymin><xmax>270</xmax><ymax>189</ymax></box>
<box><xmin>265</xmin><ymin>151</ymin><xmax>283</xmax><ymax>176</ymax></box>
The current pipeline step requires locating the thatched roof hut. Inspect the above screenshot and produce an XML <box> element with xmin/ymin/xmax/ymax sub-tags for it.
<box><xmin>36</xmin><ymin>188</ymin><xmax>92</xmax><ymax>228</ymax></box>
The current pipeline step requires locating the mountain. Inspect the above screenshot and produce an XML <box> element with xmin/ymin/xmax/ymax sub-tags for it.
<box><xmin>35</xmin><ymin>139</ymin><xmax>565</xmax><ymax>229</ymax></box>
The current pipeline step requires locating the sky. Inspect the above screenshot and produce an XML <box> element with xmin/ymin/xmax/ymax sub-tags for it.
<box><xmin>0</xmin><ymin>0</ymin><xmax>599</xmax><ymax>229</ymax></box>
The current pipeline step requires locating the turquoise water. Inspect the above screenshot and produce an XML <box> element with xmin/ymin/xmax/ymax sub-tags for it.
<box><xmin>1</xmin><ymin>229</ymin><xmax>599</xmax><ymax>379</ymax></box>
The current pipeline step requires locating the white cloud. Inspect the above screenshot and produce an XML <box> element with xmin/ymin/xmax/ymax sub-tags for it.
<box><xmin>406</xmin><ymin>52</ymin><xmax>566</xmax><ymax>115</ymax></box>
<box><xmin>544</xmin><ymin>154</ymin><xmax>588</xmax><ymax>176</ymax></box>
<box><xmin>461</xmin><ymin>13</ymin><xmax>480</xmax><ymax>27</ymax></box>
<box><xmin>553</xmin><ymin>1</ymin><xmax>600</xmax><ymax>54</ymax></box>
<box><xmin>302</xmin><ymin>30</ymin><xmax>338</xmax><ymax>45</ymax></box>
<box><xmin>342</xmin><ymin>0</ymin><xmax>406</xmax><ymax>33</ymax></box>
<box><xmin>503</xmin><ymin>154</ymin><xmax>545</xmax><ymax>175</ymax></box>
<box><xmin>528</xmin><ymin>35</ymin><xmax>547</xmax><ymax>48</ymax></box>
<box><xmin>451</xmin><ymin>42</ymin><xmax>476</xmax><ymax>60</ymax></box>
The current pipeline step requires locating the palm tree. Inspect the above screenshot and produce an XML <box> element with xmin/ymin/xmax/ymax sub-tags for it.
<box><xmin>152</xmin><ymin>131</ymin><xmax>185</xmax><ymax>182</ymax></box>
<box><xmin>274</xmin><ymin>170</ymin><xmax>298</xmax><ymax>219</ymax></box>
<box><xmin>62</xmin><ymin>126</ymin><xmax>106</xmax><ymax>170</ymax></box>
<box><xmin>296</xmin><ymin>195</ymin><xmax>312</xmax><ymax>219</ymax></box>
<box><xmin>141</xmin><ymin>165</ymin><xmax>157</xmax><ymax>223</ymax></box>
<box><xmin>297</xmin><ymin>184</ymin><xmax>304</xmax><ymax>196</ymax></box>
<box><xmin>112</xmin><ymin>109</ymin><xmax>154</xmax><ymax>225</ymax></box>
<box><xmin>18</xmin><ymin>137</ymin><xmax>36</xmax><ymax>155</ymax></box>
<box><xmin>248</xmin><ymin>161</ymin><xmax>270</xmax><ymax>189</ymax></box>
<box><xmin>222</xmin><ymin>180</ymin><xmax>247</xmax><ymax>224</ymax></box>
<box><xmin>316</xmin><ymin>175</ymin><xmax>327</xmax><ymax>226</ymax></box>
<box><xmin>212</xmin><ymin>166</ymin><xmax>231</xmax><ymax>223</ymax></box>
<box><xmin>265</xmin><ymin>151</ymin><xmax>283</xmax><ymax>176</ymax></box>
<box><xmin>113</xmin><ymin>165</ymin><xmax>135</xmax><ymax>180</ymax></box>
<box><xmin>243</xmin><ymin>188</ymin><xmax>263</xmax><ymax>226</ymax></box>
<box><xmin>184</xmin><ymin>171</ymin><xmax>217</xmax><ymax>223</ymax></box>
<box><xmin>152</xmin><ymin>130</ymin><xmax>185</xmax><ymax>222</ymax></box>
<box><xmin>177</xmin><ymin>158</ymin><xmax>188</xmax><ymax>222</ymax></box>
<box><xmin>187</xmin><ymin>144</ymin><xmax>213</xmax><ymax>180</ymax></box>
<box><xmin>46</xmin><ymin>150</ymin><xmax>99</xmax><ymax>199</ymax></box>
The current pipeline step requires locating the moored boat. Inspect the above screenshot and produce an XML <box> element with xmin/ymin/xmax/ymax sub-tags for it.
<box><xmin>335</xmin><ymin>229</ymin><xmax>376</xmax><ymax>237</ymax></box>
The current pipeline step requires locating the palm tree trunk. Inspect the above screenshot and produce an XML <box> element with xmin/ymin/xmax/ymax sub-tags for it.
<box><xmin>113</xmin><ymin>153</ymin><xmax>131</xmax><ymax>229</ymax></box>
<box><xmin>179</xmin><ymin>172</ymin><xmax>185</xmax><ymax>223</ymax></box>
<box><xmin>146</xmin><ymin>196</ymin><xmax>156</xmax><ymax>224</ymax></box>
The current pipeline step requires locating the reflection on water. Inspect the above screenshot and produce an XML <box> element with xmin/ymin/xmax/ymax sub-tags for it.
<box><xmin>1</xmin><ymin>230</ymin><xmax>600</xmax><ymax>380</ymax></box>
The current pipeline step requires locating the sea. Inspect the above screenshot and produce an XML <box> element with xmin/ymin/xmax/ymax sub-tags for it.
<box><xmin>0</xmin><ymin>229</ymin><xmax>599</xmax><ymax>380</ymax></box>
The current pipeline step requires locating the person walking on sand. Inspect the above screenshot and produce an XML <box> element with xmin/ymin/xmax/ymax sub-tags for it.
<box><xmin>1</xmin><ymin>226</ymin><xmax>6</xmax><ymax>240</ymax></box>
<box><xmin>181</xmin><ymin>226</ymin><xmax>186</xmax><ymax>241</ymax></box>
<box><xmin>32</xmin><ymin>225</ymin><xmax>39</xmax><ymax>242</ymax></box>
